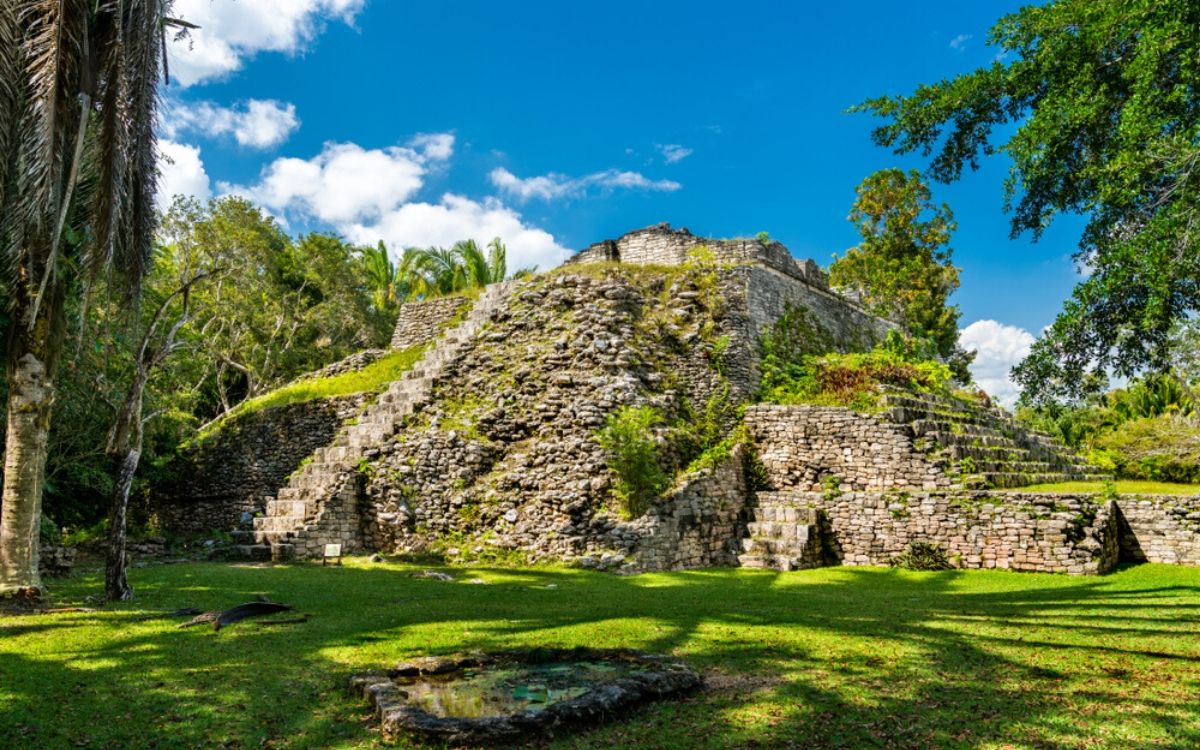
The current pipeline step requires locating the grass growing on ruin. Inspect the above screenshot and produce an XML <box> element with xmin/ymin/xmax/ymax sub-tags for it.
<box><xmin>3</xmin><ymin>562</ymin><xmax>1199</xmax><ymax>750</ymax></box>
<box><xmin>1010</xmin><ymin>479</ymin><xmax>1200</xmax><ymax>495</ymax></box>
<box><xmin>194</xmin><ymin>345</ymin><xmax>428</xmax><ymax>442</ymax></box>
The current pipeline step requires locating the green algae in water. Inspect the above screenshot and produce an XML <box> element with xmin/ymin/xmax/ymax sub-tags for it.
<box><xmin>396</xmin><ymin>661</ymin><xmax>646</xmax><ymax>718</ymax></box>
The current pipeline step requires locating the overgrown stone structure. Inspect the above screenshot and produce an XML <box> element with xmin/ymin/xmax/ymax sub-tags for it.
<box><xmin>150</xmin><ymin>223</ymin><xmax>1200</xmax><ymax>575</ymax></box>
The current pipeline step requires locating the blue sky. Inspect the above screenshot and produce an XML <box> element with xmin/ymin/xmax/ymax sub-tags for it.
<box><xmin>159</xmin><ymin>0</ymin><xmax>1082</xmax><ymax>402</ymax></box>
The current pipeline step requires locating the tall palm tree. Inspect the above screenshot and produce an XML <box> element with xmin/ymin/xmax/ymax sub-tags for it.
<box><xmin>359</xmin><ymin>241</ymin><xmax>398</xmax><ymax>311</ymax></box>
<box><xmin>0</xmin><ymin>1</ymin><xmax>180</xmax><ymax>598</ymax></box>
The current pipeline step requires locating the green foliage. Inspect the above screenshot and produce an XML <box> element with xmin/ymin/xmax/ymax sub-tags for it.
<box><xmin>760</xmin><ymin>330</ymin><xmax>954</xmax><ymax>411</ymax></box>
<box><xmin>855</xmin><ymin>0</ymin><xmax>1200</xmax><ymax>401</ymax></box>
<box><xmin>755</xmin><ymin>231</ymin><xmax>771</xmax><ymax>243</ymax></box>
<box><xmin>157</xmin><ymin>197</ymin><xmax>391</xmax><ymax>418</ymax></box>
<box><xmin>397</xmin><ymin>237</ymin><xmax>525</xmax><ymax>301</ymax></box>
<box><xmin>194</xmin><ymin>345</ymin><xmax>427</xmax><ymax>444</ymax></box>
<box><xmin>595</xmin><ymin>406</ymin><xmax>670</xmax><ymax>518</ymax></box>
<box><xmin>1016</xmin><ymin>370</ymin><xmax>1200</xmax><ymax>480</ymax></box>
<box><xmin>889</xmin><ymin>542</ymin><xmax>953</xmax><ymax>571</ymax></box>
<box><xmin>1094</xmin><ymin>415</ymin><xmax>1200</xmax><ymax>484</ymax></box>
<box><xmin>830</xmin><ymin>169</ymin><xmax>967</xmax><ymax>367</ymax></box>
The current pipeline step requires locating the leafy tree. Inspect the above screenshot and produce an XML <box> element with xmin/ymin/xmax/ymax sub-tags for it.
<box><xmin>159</xmin><ymin>197</ymin><xmax>387</xmax><ymax>420</ymax></box>
<box><xmin>0</xmin><ymin>1</ymin><xmax>184</xmax><ymax>597</ymax></box>
<box><xmin>829</xmin><ymin>169</ymin><xmax>969</xmax><ymax>377</ymax></box>
<box><xmin>854</xmin><ymin>0</ymin><xmax>1200</xmax><ymax>402</ymax></box>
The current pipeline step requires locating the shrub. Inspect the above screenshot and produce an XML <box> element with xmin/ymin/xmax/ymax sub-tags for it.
<box><xmin>596</xmin><ymin>406</ymin><xmax>669</xmax><ymax>518</ymax></box>
<box><xmin>760</xmin><ymin>337</ymin><xmax>953</xmax><ymax>411</ymax></box>
<box><xmin>1095</xmin><ymin>414</ymin><xmax>1200</xmax><ymax>483</ymax></box>
<box><xmin>889</xmin><ymin>542</ymin><xmax>953</xmax><ymax>571</ymax></box>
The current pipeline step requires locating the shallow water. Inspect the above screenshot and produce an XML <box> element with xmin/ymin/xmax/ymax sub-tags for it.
<box><xmin>395</xmin><ymin>660</ymin><xmax>646</xmax><ymax>718</ymax></box>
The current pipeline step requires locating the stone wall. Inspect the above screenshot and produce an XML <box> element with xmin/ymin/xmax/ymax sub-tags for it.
<box><xmin>618</xmin><ymin>445</ymin><xmax>750</xmax><ymax>572</ymax></box>
<box><xmin>745</xmin><ymin>404</ymin><xmax>955</xmax><ymax>492</ymax></box>
<box><xmin>568</xmin><ymin>223</ymin><xmax>831</xmax><ymax>289</ymax></box>
<box><xmin>763</xmin><ymin>489</ymin><xmax>1120</xmax><ymax>575</ymax></box>
<box><xmin>149</xmin><ymin>394</ymin><xmax>367</xmax><ymax>533</ymax></box>
<box><xmin>1113</xmin><ymin>494</ymin><xmax>1200</xmax><ymax>565</ymax></box>
<box><xmin>390</xmin><ymin>295</ymin><xmax>472</xmax><ymax>349</ymax></box>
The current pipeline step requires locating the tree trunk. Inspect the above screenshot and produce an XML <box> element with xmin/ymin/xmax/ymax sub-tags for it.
<box><xmin>0</xmin><ymin>277</ymin><xmax>67</xmax><ymax>598</ymax></box>
<box><xmin>105</xmin><ymin>448</ymin><xmax>140</xmax><ymax>601</ymax></box>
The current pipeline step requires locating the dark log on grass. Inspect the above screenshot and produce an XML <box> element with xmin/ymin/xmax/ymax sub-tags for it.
<box><xmin>178</xmin><ymin>601</ymin><xmax>292</xmax><ymax>631</ymax></box>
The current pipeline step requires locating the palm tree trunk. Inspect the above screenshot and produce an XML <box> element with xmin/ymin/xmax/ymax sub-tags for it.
<box><xmin>0</xmin><ymin>276</ymin><xmax>67</xmax><ymax>598</ymax></box>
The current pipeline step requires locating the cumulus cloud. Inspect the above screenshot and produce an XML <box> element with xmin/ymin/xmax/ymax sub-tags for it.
<box><xmin>656</xmin><ymin>143</ymin><xmax>693</xmax><ymax>164</ymax></box>
<box><xmin>346</xmin><ymin>194</ymin><xmax>570</xmax><ymax>273</ymax></box>
<box><xmin>157</xmin><ymin>140</ymin><xmax>211</xmax><ymax>206</ymax></box>
<box><xmin>958</xmin><ymin>319</ymin><xmax>1036</xmax><ymax>406</ymax></box>
<box><xmin>166</xmin><ymin>0</ymin><xmax>365</xmax><ymax>87</ymax></box>
<box><xmin>489</xmin><ymin>167</ymin><xmax>681</xmax><ymax>202</ymax></box>
<box><xmin>949</xmin><ymin>33</ymin><xmax>973</xmax><ymax>51</ymax></box>
<box><xmin>161</xmin><ymin>99</ymin><xmax>300</xmax><ymax>148</ymax></box>
<box><xmin>222</xmin><ymin>134</ymin><xmax>569</xmax><ymax>271</ymax></box>
<box><xmin>222</xmin><ymin>135</ymin><xmax>453</xmax><ymax>224</ymax></box>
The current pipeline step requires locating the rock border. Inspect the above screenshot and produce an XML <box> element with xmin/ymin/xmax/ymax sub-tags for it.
<box><xmin>349</xmin><ymin>648</ymin><xmax>701</xmax><ymax>745</ymax></box>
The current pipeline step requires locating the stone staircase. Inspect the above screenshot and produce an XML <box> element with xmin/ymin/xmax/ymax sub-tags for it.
<box><xmin>236</xmin><ymin>283</ymin><xmax>513</xmax><ymax>561</ymax></box>
<box><xmin>880</xmin><ymin>390</ymin><xmax>1106</xmax><ymax>489</ymax></box>
<box><xmin>737</xmin><ymin>492</ymin><xmax>827</xmax><ymax>571</ymax></box>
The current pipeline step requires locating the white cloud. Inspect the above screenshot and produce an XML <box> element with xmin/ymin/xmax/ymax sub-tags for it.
<box><xmin>656</xmin><ymin>143</ymin><xmax>693</xmax><ymax>164</ymax></box>
<box><xmin>157</xmin><ymin>140</ymin><xmax>211</xmax><ymax>206</ymax></box>
<box><xmin>346</xmin><ymin>194</ymin><xmax>570</xmax><ymax>273</ymax></box>
<box><xmin>161</xmin><ymin>99</ymin><xmax>300</xmax><ymax>148</ymax></box>
<box><xmin>489</xmin><ymin>167</ymin><xmax>681</xmax><ymax>202</ymax></box>
<box><xmin>223</xmin><ymin>134</ymin><xmax>569</xmax><ymax>271</ymax></box>
<box><xmin>959</xmin><ymin>319</ymin><xmax>1036</xmax><ymax>406</ymax></box>
<box><xmin>166</xmin><ymin>0</ymin><xmax>365</xmax><ymax>87</ymax></box>
<box><xmin>222</xmin><ymin>135</ymin><xmax>453</xmax><ymax>224</ymax></box>
<box><xmin>949</xmin><ymin>33</ymin><xmax>973</xmax><ymax>51</ymax></box>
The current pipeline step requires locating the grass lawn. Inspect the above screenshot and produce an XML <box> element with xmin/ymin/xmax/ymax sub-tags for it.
<box><xmin>2</xmin><ymin>562</ymin><xmax>1199</xmax><ymax>749</ymax></box>
<box><xmin>1010</xmin><ymin>479</ymin><xmax>1200</xmax><ymax>495</ymax></box>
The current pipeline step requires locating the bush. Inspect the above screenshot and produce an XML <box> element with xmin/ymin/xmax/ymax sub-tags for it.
<box><xmin>1095</xmin><ymin>414</ymin><xmax>1200</xmax><ymax>483</ymax></box>
<box><xmin>595</xmin><ymin>406</ymin><xmax>669</xmax><ymax>518</ymax></box>
<box><xmin>889</xmin><ymin>541</ymin><xmax>953</xmax><ymax>571</ymax></box>
<box><xmin>760</xmin><ymin>332</ymin><xmax>954</xmax><ymax>411</ymax></box>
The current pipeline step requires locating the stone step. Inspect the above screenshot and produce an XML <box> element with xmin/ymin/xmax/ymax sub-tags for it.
<box><xmin>735</xmin><ymin>553</ymin><xmax>818</xmax><ymax>572</ymax></box>
<box><xmin>740</xmin><ymin>536</ymin><xmax>818</xmax><ymax>556</ymax></box>
<box><xmin>266</xmin><ymin>498</ymin><xmax>312</xmax><ymax>518</ymax></box>
<box><xmin>253</xmin><ymin>516</ymin><xmax>306</xmax><ymax>532</ymax></box>
<box><xmin>745</xmin><ymin>521</ymin><xmax>818</xmax><ymax>541</ymax></box>
<box><xmin>254</xmin><ymin>529</ymin><xmax>298</xmax><ymax>545</ymax></box>
<box><xmin>270</xmin><ymin>542</ymin><xmax>295</xmax><ymax>562</ymax></box>
<box><xmin>237</xmin><ymin>544</ymin><xmax>272</xmax><ymax>561</ymax></box>
<box><xmin>231</xmin><ymin>529</ymin><xmax>255</xmax><ymax>544</ymax></box>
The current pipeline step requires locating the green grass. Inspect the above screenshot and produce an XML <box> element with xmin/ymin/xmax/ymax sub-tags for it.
<box><xmin>2</xmin><ymin>562</ymin><xmax>1199</xmax><ymax>749</ymax></box>
<box><xmin>1011</xmin><ymin>479</ymin><xmax>1200</xmax><ymax>495</ymax></box>
<box><xmin>195</xmin><ymin>345</ymin><xmax>427</xmax><ymax>443</ymax></box>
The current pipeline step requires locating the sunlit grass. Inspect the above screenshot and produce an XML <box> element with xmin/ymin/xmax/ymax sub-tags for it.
<box><xmin>193</xmin><ymin>345</ymin><xmax>427</xmax><ymax>443</ymax></box>
<box><xmin>1</xmin><ymin>561</ymin><xmax>1198</xmax><ymax>749</ymax></box>
<box><xmin>1010</xmin><ymin>479</ymin><xmax>1200</xmax><ymax>495</ymax></box>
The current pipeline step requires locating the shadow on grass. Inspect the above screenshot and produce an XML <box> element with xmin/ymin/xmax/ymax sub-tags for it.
<box><xmin>1</xmin><ymin>562</ymin><xmax>1198</xmax><ymax>749</ymax></box>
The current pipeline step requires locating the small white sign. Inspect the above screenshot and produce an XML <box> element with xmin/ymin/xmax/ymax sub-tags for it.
<box><xmin>324</xmin><ymin>543</ymin><xmax>342</xmax><ymax>557</ymax></box>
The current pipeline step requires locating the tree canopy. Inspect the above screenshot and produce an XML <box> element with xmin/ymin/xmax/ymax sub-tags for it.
<box><xmin>829</xmin><ymin>169</ymin><xmax>963</xmax><ymax>366</ymax></box>
<box><xmin>855</xmin><ymin>0</ymin><xmax>1200</xmax><ymax>403</ymax></box>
